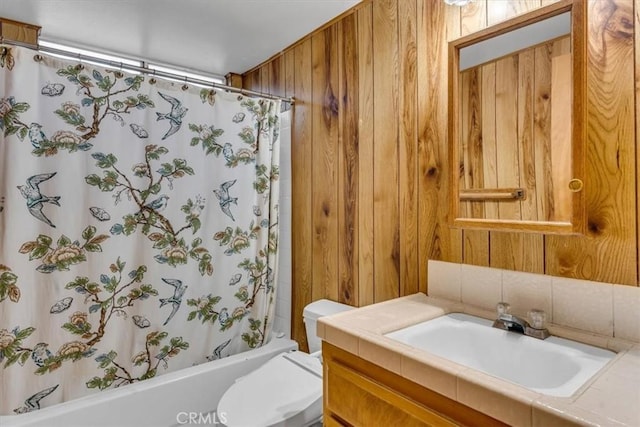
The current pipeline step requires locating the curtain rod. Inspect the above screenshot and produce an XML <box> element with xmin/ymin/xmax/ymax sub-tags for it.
<box><xmin>0</xmin><ymin>39</ymin><xmax>295</xmax><ymax>105</ymax></box>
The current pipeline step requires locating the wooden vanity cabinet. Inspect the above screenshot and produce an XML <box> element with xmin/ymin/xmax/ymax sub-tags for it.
<box><xmin>322</xmin><ymin>342</ymin><xmax>508</xmax><ymax>427</ymax></box>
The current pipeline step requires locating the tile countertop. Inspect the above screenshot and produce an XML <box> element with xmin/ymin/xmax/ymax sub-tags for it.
<box><xmin>317</xmin><ymin>293</ymin><xmax>640</xmax><ymax>427</ymax></box>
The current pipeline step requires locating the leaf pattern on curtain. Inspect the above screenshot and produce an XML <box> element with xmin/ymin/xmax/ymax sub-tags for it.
<box><xmin>0</xmin><ymin>46</ymin><xmax>281</xmax><ymax>415</ymax></box>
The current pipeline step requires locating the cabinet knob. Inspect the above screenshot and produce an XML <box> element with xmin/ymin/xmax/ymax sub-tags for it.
<box><xmin>568</xmin><ymin>178</ymin><xmax>583</xmax><ymax>192</ymax></box>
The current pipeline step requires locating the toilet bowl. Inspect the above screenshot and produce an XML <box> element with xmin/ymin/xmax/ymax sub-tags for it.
<box><xmin>217</xmin><ymin>299</ymin><xmax>353</xmax><ymax>427</ymax></box>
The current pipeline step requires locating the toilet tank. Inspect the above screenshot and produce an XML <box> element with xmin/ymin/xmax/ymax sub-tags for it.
<box><xmin>303</xmin><ymin>299</ymin><xmax>354</xmax><ymax>353</ymax></box>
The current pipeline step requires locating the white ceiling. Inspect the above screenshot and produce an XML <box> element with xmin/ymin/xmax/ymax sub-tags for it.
<box><xmin>0</xmin><ymin>0</ymin><xmax>361</xmax><ymax>78</ymax></box>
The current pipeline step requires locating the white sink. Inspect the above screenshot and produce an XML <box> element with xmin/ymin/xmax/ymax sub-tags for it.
<box><xmin>385</xmin><ymin>313</ymin><xmax>616</xmax><ymax>397</ymax></box>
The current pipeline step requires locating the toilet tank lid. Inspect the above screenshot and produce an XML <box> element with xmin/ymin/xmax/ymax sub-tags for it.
<box><xmin>303</xmin><ymin>299</ymin><xmax>353</xmax><ymax>321</ymax></box>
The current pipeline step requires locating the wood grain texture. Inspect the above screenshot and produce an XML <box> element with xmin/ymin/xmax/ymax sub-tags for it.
<box><xmin>398</xmin><ymin>0</ymin><xmax>420</xmax><ymax>295</ymax></box>
<box><xmin>636</xmin><ymin>0</ymin><xmax>640</xmax><ymax>286</ymax></box>
<box><xmin>372</xmin><ymin>0</ymin><xmax>400</xmax><ymax>302</ymax></box>
<box><xmin>357</xmin><ymin>3</ymin><xmax>376</xmax><ymax>306</ymax></box>
<box><xmin>518</xmin><ymin>49</ymin><xmax>538</xmax><ymax>222</ymax></box>
<box><xmin>549</xmin><ymin>48</ymin><xmax>572</xmax><ymax>222</ymax></box>
<box><xmin>290</xmin><ymin>40</ymin><xmax>313</xmax><ymax>350</ymax></box>
<box><xmin>494</xmin><ymin>55</ymin><xmax>522</xmax><ymax>221</ymax></box>
<box><xmin>311</xmin><ymin>26</ymin><xmax>340</xmax><ymax>302</ymax></box>
<box><xmin>225</xmin><ymin>73</ymin><xmax>243</xmax><ymax>88</ymax></box>
<box><xmin>337</xmin><ymin>14</ymin><xmax>359</xmax><ymax>305</ymax></box>
<box><xmin>422</xmin><ymin>0</ymin><xmax>463</xmax><ymax>272</ymax></box>
<box><xmin>546</xmin><ymin>0</ymin><xmax>637</xmax><ymax>285</ymax></box>
<box><xmin>324</xmin><ymin>342</ymin><xmax>510</xmax><ymax>427</ymax></box>
<box><xmin>259</xmin><ymin>65</ymin><xmax>270</xmax><ymax>93</ymax></box>
<box><xmin>268</xmin><ymin>54</ymin><xmax>284</xmax><ymax>97</ymax></box>
<box><xmin>457</xmin><ymin>36</ymin><xmax>572</xmax><ymax>226</ymax></box>
<box><xmin>0</xmin><ymin>18</ymin><xmax>40</xmax><ymax>46</ymax></box>
<box><xmin>244</xmin><ymin>69</ymin><xmax>261</xmax><ymax>92</ymax></box>
<box><xmin>416</xmin><ymin>0</ymin><xmax>431</xmax><ymax>291</ymax></box>
<box><xmin>460</xmin><ymin>1</ymin><xmax>490</xmax><ymax>267</ymax></box>
<box><xmin>534</xmin><ymin>43</ymin><xmax>554</xmax><ymax>221</ymax></box>
<box><xmin>242</xmin><ymin>0</ymin><xmax>638</xmax><ymax>344</ymax></box>
<box><xmin>481</xmin><ymin>62</ymin><xmax>499</xmax><ymax>221</ymax></box>
<box><xmin>484</xmin><ymin>0</ymin><xmax>544</xmax><ymax>274</ymax></box>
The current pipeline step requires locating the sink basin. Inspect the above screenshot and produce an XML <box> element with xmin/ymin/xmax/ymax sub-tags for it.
<box><xmin>385</xmin><ymin>313</ymin><xmax>616</xmax><ymax>397</ymax></box>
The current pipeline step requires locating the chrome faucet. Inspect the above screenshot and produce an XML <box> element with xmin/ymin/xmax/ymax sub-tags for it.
<box><xmin>492</xmin><ymin>302</ymin><xmax>550</xmax><ymax>340</ymax></box>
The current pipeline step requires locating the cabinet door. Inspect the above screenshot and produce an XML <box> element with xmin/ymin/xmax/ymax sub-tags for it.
<box><xmin>325</xmin><ymin>359</ymin><xmax>457</xmax><ymax>427</ymax></box>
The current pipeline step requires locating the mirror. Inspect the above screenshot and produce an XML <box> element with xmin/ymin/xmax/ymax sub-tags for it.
<box><xmin>448</xmin><ymin>0</ymin><xmax>586</xmax><ymax>234</ymax></box>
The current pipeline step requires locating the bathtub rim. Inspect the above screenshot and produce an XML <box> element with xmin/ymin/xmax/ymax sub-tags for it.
<box><xmin>0</xmin><ymin>336</ymin><xmax>298</xmax><ymax>426</ymax></box>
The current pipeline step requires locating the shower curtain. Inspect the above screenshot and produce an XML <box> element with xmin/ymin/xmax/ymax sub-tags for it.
<box><xmin>0</xmin><ymin>46</ymin><xmax>283</xmax><ymax>415</ymax></box>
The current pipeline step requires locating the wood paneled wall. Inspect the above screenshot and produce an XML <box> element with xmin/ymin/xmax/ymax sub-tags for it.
<box><xmin>243</xmin><ymin>0</ymin><xmax>639</xmax><ymax>350</ymax></box>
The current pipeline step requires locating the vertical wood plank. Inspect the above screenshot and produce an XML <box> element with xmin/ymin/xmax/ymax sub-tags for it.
<box><xmin>459</xmin><ymin>0</ymin><xmax>490</xmax><ymax>267</ymax></box>
<box><xmin>260</xmin><ymin>65</ymin><xmax>270</xmax><ymax>93</ymax></box>
<box><xmin>481</xmin><ymin>62</ymin><xmax>499</xmax><ymax>221</ymax></box>
<box><xmin>245</xmin><ymin>69</ymin><xmax>261</xmax><ymax>92</ymax></box>
<box><xmin>636</xmin><ymin>0</ymin><xmax>640</xmax><ymax>285</ymax></box>
<box><xmin>417</xmin><ymin>0</ymin><xmax>429</xmax><ymax>291</ymax></box>
<box><xmin>284</xmin><ymin>51</ymin><xmax>295</xmax><ymax>98</ymax></box>
<box><xmin>488</xmin><ymin>0</ymin><xmax>544</xmax><ymax>274</ymax></box>
<box><xmin>546</xmin><ymin>0</ymin><xmax>637</xmax><ymax>285</ymax></box>
<box><xmin>338</xmin><ymin>14</ymin><xmax>360</xmax><ymax>305</ymax></box>
<box><xmin>357</xmin><ymin>3</ymin><xmax>375</xmax><ymax>306</ymax></box>
<box><xmin>373</xmin><ymin>0</ymin><xmax>400</xmax><ymax>302</ymax></box>
<box><xmin>549</xmin><ymin>47</ymin><xmax>572</xmax><ymax>222</ymax></box>
<box><xmin>494</xmin><ymin>55</ymin><xmax>521</xmax><ymax>220</ymax></box>
<box><xmin>460</xmin><ymin>70</ymin><xmax>471</xmax><ymax>219</ymax></box>
<box><xmin>399</xmin><ymin>0</ymin><xmax>420</xmax><ymax>296</ymax></box>
<box><xmin>420</xmin><ymin>0</ymin><xmax>463</xmax><ymax>275</ymax></box>
<box><xmin>534</xmin><ymin>43</ymin><xmax>553</xmax><ymax>221</ymax></box>
<box><xmin>518</xmin><ymin>49</ymin><xmax>538</xmax><ymax>222</ymax></box>
<box><xmin>291</xmin><ymin>39</ymin><xmax>313</xmax><ymax>350</ymax></box>
<box><xmin>311</xmin><ymin>26</ymin><xmax>340</xmax><ymax>302</ymax></box>
<box><xmin>268</xmin><ymin>54</ymin><xmax>285</xmax><ymax>97</ymax></box>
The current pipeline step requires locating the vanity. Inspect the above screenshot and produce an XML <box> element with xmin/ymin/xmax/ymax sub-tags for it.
<box><xmin>318</xmin><ymin>294</ymin><xmax>640</xmax><ymax>426</ymax></box>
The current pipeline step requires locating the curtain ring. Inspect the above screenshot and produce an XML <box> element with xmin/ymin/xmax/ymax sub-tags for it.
<box><xmin>148</xmin><ymin>70</ymin><xmax>156</xmax><ymax>85</ymax></box>
<box><xmin>113</xmin><ymin>62</ymin><xmax>124</xmax><ymax>78</ymax></box>
<box><xmin>75</xmin><ymin>63</ymin><xmax>84</xmax><ymax>70</ymax></box>
<box><xmin>181</xmin><ymin>76</ymin><xmax>189</xmax><ymax>91</ymax></box>
<box><xmin>33</xmin><ymin>54</ymin><xmax>44</xmax><ymax>62</ymax></box>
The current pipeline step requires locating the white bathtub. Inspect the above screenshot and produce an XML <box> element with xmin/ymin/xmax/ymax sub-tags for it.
<box><xmin>0</xmin><ymin>337</ymin><xmax>298</xmax><ymax>427</ymax></box>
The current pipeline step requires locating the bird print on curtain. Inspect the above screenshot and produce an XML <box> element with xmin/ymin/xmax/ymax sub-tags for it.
<box><xmin>0</xmin><ymin>46</ymin><xmax>282</xmax><ymax>415</ymax></box>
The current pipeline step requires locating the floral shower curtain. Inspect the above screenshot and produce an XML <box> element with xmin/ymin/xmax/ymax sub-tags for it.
<box><xmin>0</xmin><ymin>46</ymin><xmax>282</xmax><ymax>415</ymax></box>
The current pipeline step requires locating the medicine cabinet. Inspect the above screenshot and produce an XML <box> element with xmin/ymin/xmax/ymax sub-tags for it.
<box><xmin>448</xmin><ymin>0</ymin><xmax>586</xmax><ymax>234</ymax></box>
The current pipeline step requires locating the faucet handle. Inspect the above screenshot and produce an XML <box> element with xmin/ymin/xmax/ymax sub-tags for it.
<box><xmin>528</xmin><ymin>309</ymin><xmax>546</xmax><ymax>329</ymax></box>
<box><xmin>496</xmin><ymin>302</ymin><xmax>511</xmax><ymax>316</ymax></box>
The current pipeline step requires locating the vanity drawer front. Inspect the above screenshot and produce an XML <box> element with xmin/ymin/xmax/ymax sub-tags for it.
<box><xmin>325</xmin><ymin>360</ymin><xmax>456</xmax><ymax>427</ymax></box>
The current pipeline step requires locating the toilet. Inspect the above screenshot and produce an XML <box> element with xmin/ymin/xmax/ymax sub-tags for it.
<box><xmin>217</xmin><ymin>299</ymin><xmax>353</xmax><ymax>427</ymax></box>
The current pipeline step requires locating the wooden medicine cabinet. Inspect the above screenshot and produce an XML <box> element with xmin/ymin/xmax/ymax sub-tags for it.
<box><xmin>448</xmin><ymin>0</ymin><xmax>586</xmax><ymax>234</ymax></box>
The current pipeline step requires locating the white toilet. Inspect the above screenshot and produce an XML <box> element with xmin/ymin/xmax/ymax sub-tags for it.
<box><xmin>217</xmin><ymin>299</ymin><xmax>353</xmax><ymax>427</ymax></box>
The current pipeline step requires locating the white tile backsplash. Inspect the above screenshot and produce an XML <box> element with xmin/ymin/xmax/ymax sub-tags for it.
<box><xmin>502</xmin><ymin>270</ymin><xmax>553</xmax><ymax>322</ymax></box>
<box><xmin>613</xmin><ymin>285</ymin><xmax>640</xmax><ymax>342</ymax></box>
<box><xmin>552</xmin><ymin>277</ymin><xmax>614</xmax><ymax>336</ymax></box>
<box><xmin>427</xmin><ymin>260</ymin><xmax>462</xmax><ymax>302</ymax></box>
<box><xmin>427</xmin><ymin>262</ymin><xmax>638</xmax><ymax>342</ymax></box>
<box><xmin>460</xmin><ymin>264</ymin><xmax>502</xmax><ymax>311</ymax></box>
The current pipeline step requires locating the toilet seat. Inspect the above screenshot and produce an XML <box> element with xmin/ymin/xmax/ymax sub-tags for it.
<box><xmin>217</xmin><ymin>351</ymin><xmax>323</xmax><ymax>427</ymax></box>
